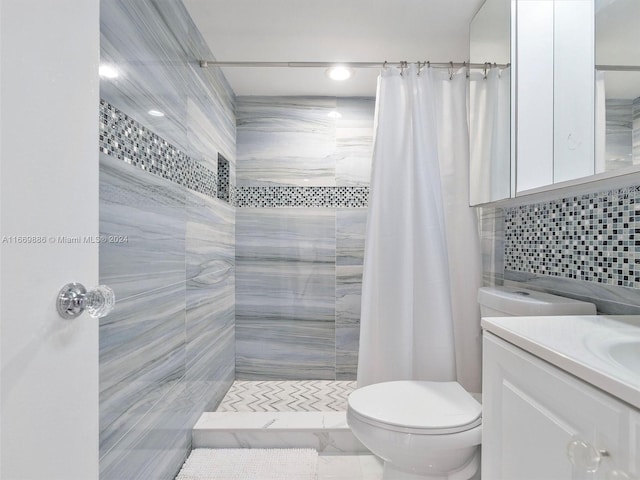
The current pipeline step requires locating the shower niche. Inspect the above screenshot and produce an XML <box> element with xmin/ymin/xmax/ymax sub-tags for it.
<box><xmin>217</xmin><ymin>153</ymin><xmax>230</xmax><ymax>203</ymax></box>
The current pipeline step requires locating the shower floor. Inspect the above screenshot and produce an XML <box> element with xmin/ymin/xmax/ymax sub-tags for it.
<box><xmin>216</xmin><ymin>380</ymin><xmax>357</xmax><ymax>412</ymax></box>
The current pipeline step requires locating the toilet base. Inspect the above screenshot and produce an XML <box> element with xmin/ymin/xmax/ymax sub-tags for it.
<box><xmin>381</xmin><ymin>449</ymin><xmax>480</xmax><ymax>480</ymax></box>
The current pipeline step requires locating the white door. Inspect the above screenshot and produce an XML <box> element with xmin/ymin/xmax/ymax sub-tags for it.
<box><xmin>0</xmin><ymin>1</ymin><xmax>100</xmax><ymax>478</ymax></box>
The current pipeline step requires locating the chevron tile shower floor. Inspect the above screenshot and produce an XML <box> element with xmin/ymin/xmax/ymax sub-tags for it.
<box><xmin>216</xmin><ymin>380</ymin><xmax>357</xmax><ymax>412</ymax></box>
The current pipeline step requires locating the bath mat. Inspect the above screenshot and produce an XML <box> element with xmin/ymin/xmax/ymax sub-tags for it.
<box><xmin>175</xmin><ymin>448</ymin><xmax>318</xmax><ymax>480</ymax></box>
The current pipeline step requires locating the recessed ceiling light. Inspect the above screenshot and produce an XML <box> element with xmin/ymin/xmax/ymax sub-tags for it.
<box><xmin>327</xmin><ymin>111</ymin><xmax>342</xmax><ymax>119</ymax></box>
<box><xmin>326</xmin><ymin>66</ymin><xmax>353</xmax><ymax>81</ymax></box>
<box><xmin>99</xmin><ymin>65</ymin><xmax>119</xmax><ymax>79</ymax></box>
<box><xmin>148</xmin><ymin>109</ymin><xmax>165</xmax><ymax>117</ymax></box>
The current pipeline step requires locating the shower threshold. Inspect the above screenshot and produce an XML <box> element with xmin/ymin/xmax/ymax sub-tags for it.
<box><xmin>192</xmin><ymin>380</ymin><xmax>366</xmax><ymax>453</ymax></box>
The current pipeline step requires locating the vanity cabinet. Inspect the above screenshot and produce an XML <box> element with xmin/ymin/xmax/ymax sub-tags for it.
<box><xmin>482</xmin><ymin>333</ymin><xmax>639</xmax><ymax>479</ymax></box>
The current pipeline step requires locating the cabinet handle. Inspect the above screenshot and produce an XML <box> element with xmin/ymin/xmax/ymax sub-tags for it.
<box><xmin>566</xmin><ymin>437</ymin><xmax>607</xmax><ymax>473</ymax></box>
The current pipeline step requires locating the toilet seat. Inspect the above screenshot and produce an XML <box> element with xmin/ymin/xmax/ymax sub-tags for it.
<box><xmin>347</xmin><ymin>380</ymin><xmax>482</xmax><ymax>435</ymax></box>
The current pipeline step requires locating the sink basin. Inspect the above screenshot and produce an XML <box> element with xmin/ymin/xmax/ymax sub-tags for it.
<box><xmin>607</xmin><ymin>339</ymin><xmax>640</xmax><ymax>373</ymax></box>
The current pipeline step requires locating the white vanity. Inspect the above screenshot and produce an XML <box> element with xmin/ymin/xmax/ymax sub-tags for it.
<box><xmin>482</xmin><ymin>315</ymin><xmax>640</xmax><ymax>479</ymax></box>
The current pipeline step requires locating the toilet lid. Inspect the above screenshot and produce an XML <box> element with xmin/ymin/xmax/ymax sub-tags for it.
<box><xmin>348</xmin><ymin>381</ymin><xmax>481</xmax><ymax>432</ymax></box>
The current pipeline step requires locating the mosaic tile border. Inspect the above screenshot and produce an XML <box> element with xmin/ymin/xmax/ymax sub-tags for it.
<box><xmin>99</xmin><ymin>99</ymin><xmax>218</xmax><ymax>199</ymax></box>
<box><xmin>505</xmin><ymin>186</ymin><xmax>640</xmax><ymax>288</ymax></box>
<box><xmin>234</xmin><ymin>186</ymin><xmax>369</xmax><ymax>208</ymax></box>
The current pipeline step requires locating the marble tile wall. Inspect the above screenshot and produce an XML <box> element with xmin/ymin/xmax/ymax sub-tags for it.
<box><xmin>99</xmin><ymin>1</ymin><xmax>236</xmax><ymax>479</ymax></box>
<box><xmin>604</xmin><ymin>98</ymin><xmax>640</xmax><ymax>170</ymax></box>
<box><xmin>235</xmin><ymin>97</ymin><xmax>375</xmax><ymax>380</ymax></box>
<box><xmin>605</xmin><ymin>99</ymin><xmax>633</xmax><ymax>171</ymax></box>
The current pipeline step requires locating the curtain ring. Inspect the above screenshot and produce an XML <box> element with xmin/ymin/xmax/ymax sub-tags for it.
<box><xmin>417</xmin><ymin>61</ymin><xmax>422</xmax><ymax>76</ymax></box>
<box><xmin>449</xmin><ymin>61</ymin><xmax>454</xmax><ymax>80</ymax></box>
<box><xmin>383</xmin><ymin>61</ymin><xmax>388</xmax><ymax>70</ymax></box>
<box><xmin>427</xmin><ymin>61</ymin><xmax>431</xmax><ymax>69</ymax></box>
<box><xmin>463</xmin><ymin>61</ymin><xmax>469</xmax><ymax>78</ymax></box>
<box><xmin>483</xmin><ymin>62</ymin><xmax>488</xmax><ymax>80</ymax></box>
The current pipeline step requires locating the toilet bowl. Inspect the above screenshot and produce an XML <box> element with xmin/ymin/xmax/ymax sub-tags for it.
<box><xmin>347</xmin><ymin>381</ymin><xmax>482</xmax><ymax>479</ymax></box>
<box><xmin>348</xmin><ymin>286</ymin><xmax>597</xmax><ymax>479</ymax></box>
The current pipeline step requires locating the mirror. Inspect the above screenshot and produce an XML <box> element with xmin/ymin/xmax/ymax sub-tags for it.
<box><xmin>471</xmin><ymin>0</ymin><xmax>640</xmax><ymax>204</ymax></box>
<box><xmin>469</xmin><ymin>0</ymin><xmax>512</xmax><ymax>205</ymax></box>
<box><xmin>596</xmin><ymin>0</ymin><xmax>640</xmax><ymax>174</ymax></box>
<box><xmin>515</xmin><ymin>0</ymin><xmax>595</xmax><ymax>193</ymax></box>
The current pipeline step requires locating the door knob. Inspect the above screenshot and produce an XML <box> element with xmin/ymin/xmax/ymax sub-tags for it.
<box><xmin>56</xmin><ymin>283</ymin><xmax>115</xmax><ymax>319</ymax></box>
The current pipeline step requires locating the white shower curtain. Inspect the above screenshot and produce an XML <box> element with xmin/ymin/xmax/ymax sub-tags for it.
<box><xmin>469</xmin><ymin>68</ymin><xmax>511</xmax><ymax>203</ymax></box>
<box><xmin>357</xmin><ymin>64</ymin><xmax>483</xmax><ymax>394</ymax></box>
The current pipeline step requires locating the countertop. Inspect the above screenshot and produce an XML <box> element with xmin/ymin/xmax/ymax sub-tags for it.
<box><xmin>481</xmin><ymin>315</ymin><xmax>640</xmax><ymax>409</ymax></box>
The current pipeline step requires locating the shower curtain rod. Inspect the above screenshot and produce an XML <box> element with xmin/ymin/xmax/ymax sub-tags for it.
<box><xmin>596</xmin><ymin>65</ymin><xmax>640</xmax><ymax>72</ymax></box>
<box><xmin>198</xmin><ymin>60</ymin><xmax>510</xmax><ymax>69</ymax></box>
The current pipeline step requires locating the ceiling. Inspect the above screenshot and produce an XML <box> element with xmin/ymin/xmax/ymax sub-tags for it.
<box><xmin>183</xmin><ymin>0</ymin><xmax>484</xmax><ymax>97</ymax></box>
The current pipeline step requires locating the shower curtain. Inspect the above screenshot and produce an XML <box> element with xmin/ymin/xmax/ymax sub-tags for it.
<box><xmin>357</xmin><ymin>64</ymin><xmax>483</xmax><ymax>394</ymax></box>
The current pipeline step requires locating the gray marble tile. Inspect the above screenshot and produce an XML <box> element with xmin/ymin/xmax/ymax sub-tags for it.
<box><xmin>336</xmin><ymin>209</ymin><xmax>368</xmax><ymax>265</ymax></box>
<box><xmin>335</xmin><ymin>266</ymin><xmax>361</xmax><ymax>380</ymax></box>
<box><xmin>99</xmin><ymin>154</ymin><xmax>186</xmax><ymax>301</ymax></box>
<box><xmin>478</xmin><ymin>206</ymin><xmax>505</xmax><ymax>285</ymax></box>
<box><xmin>186</xmin><ymin>188</ymin><xmax>235</xmax><ymax>280</ymax></box>
<box><xmin>100</xmin><ymin>376</ymin><xmax>191</xmax><ymax>480</ymax></box>
<box><xmin>336</xmin><ymin>325</ymin><xmax>360</xmax><ymax>380</ymax></box>
<box><xmin>504</xmin><ymin>271</ymin><xmax>640</xmax><ymax>315</ymax></box>
<box><xmin>236</xmin><ymin>97</ymin><xmax>337</xmax><ymax>186</ymax></box>
<box><xmin>605</xmin><ymin>99</ymin><xmax>633</xmax><ymax>170</ymax></box>
<box><xmin>100</xmin><ymin>0</ymin><xmax>235</xmax><ymax>167</ymax></box>
<box><xmin>633</xmin><ymin>97</ymin><xmax>640</xmax><ymax>165</ymax></box>
<box><xmin>99</xmin><ymin>282</ymin><xmax>186</xmax><ymax>458</ymax></box>
<box><xmin>186</xmin><ymin>269</ymin><xmax>236</xmax><ymax>411</ymax></box>
<box><xmin>335</xmin><ymin>98</ymin><xmax>375</xmax><ymax>186</ymax></box>
<box><xmin>236</xmin><ymin>261</ymin><xmax>336</xmax><ymax>323</ymax></box>
<box><xmin>336</xmin><ymin>98</ymin><xmax>377</xmax><ymax>128</ymax></box>
<box><xmin>236</xmin><ymin>208</ymin><xmax>336</xmax><ymax>263</ymax></box>
<box><xmin>236</xmin><ymin>319</ymin><xmax>336</xmax><ymax>380</ymax></box>
<box><xmin>336</xmin><ymin>266</ymin><xmax>363</xmax><ymax>327</ymax></box>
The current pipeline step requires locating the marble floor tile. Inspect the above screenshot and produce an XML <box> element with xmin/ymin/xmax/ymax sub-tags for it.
<box><xmin>192</xmin><ymin>412</ymin><xmax>367</xmax><ymax>454</ymax></box>
<box><xmin>217</xmin><ymin>380</ymin><xmax>356</xmax><ymax>412</ymax></box>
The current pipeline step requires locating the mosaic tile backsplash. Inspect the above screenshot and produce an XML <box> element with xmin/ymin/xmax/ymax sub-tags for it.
<box><xmin>505</xmin><ymin>186</ymin><xmax>640</xmax><ymax>288</ymax></box>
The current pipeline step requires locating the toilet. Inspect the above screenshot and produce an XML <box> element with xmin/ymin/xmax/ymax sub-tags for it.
<box><xmin>347</xmin><ymin>286</ymin><xmax>596</xmax><ymax>479</ymax></box>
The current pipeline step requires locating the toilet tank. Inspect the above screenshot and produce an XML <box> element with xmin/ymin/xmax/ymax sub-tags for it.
<box><xmin>477</xmin><ymin>286</ymin><xmax>597</xmax><ymax>317</ymax></box>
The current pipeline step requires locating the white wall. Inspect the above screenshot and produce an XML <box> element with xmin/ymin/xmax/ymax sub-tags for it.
<box><xmin>0</xmin><ymin>1</ymin><xmax>100</xmax><ymax>478</ymax></box>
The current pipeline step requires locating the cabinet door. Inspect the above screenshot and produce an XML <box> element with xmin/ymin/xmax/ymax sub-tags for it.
<box><xmin>482</xmin><ymin>333</ymin><xmax>633</xmax><ymax>480</ymax></box>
